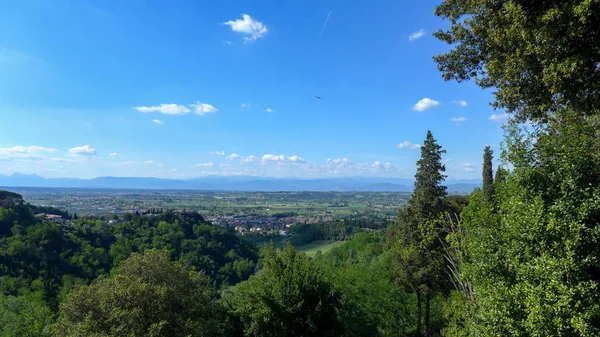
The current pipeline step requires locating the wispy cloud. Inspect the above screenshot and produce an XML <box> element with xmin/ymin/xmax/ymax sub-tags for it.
<box><xmin>265</xmin><ymin>108</ymin><xmax>273</xmax><ymax>113</ymax></box>
<box><xmin>120</xmin><ymin>160</ymin><xmax>164</xmax><ymax>167</ymax></box>
<box><xmin>489</xmin><ymin>113</ymin><xmax>509</xmax><ymax>121</ymax></box>
<box><xmin>412</xmin><ymin>98</ymin><xmax>440</xmax><ymax>112</ymax></box>
<box><xmin>223</xmin><ymin>40</ymin><xmax>233</xmax><ymax>45</ymax></box>
<box><xmin>144</xmin><ymin>160</ymin><xmax>164</xmax><ymax>167</ymax></box>
<box><xmin>396</xmin><ymin>141</ymin><xmax>421</xmax><ymax>150</ymax></box>
<box><xmin>241</xmin><ymin>103</ymin><xmax>252</xmax><ymax>108</ymax></box>
<box><xmin>210</xmin><ymin>150</ymin><xmax>225</xmax><ymax>156</ymax></box>
<box><xmin>326</xmin><ymin>158</ymin><xmax>350</xmax><ymax>164</ymax></box>
<box><xmin>194</xmin><ymin>162</ymin><xmax>214</xmax><ymax>168</ymax></box>
<box><xmin>152</xmin><ymin>119</ymin><xmax>165</xmax><ymax>125</ymax></box>
<box><xmin>223</xmin><ymin>14</ymin><xmax>268</xmax><ymax>43</ymax></box>
<box><xmin>450</xmin><ymin>117</ymin><xmax>467</xmax><ymax>125</ymax></box>
<box><xmin>409</xmin><ymin>29</ymin><xmax>425</xmax><ymax>41</ymax></box>
<box><xmin>190</xmin><ymin>101</ymin><xmax>218</xmax><ymax>115</ymax></box>
<box><xmin>109</xmin><ymin>153</ymin><xmax>119</xmax><ymax>158</ymax></box>
<box><xmin>240</xmin><ymin>155</ymin><xmax>256</xmax><ymax>165</ymax></box>
<box><xmin>135</xmin><ymin>104</ymin><xmax>190</xmax><ymax>115</ymax></box>
<box><xmin>461</xmin><ymin>163</ymin><xmax>474</xmax><ymax>172</ymax></box>
<box><xmin>68</xmin><ymin>145</ymin><xmax>97</xmax><ymax>156</ymax></box>
<box><xmin>227</xmin><ymin>153</ymin><xmax>241</xmax><ymax>160</ymax></box>
<box><xmin>453</xmin><ymin>100</ymin><xmax>468</xmax><ymax>107</ymax></box>
<box><xmin>0</xmin><ymin>145</ymin><xmax>58</xmax><ymax>160</ymax></box>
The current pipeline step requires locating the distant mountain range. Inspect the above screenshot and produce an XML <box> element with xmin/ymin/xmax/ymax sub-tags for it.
<box><xmin>0</xmin><ymin>173</ymin><xmax>480</xmax><ymax>193</ymax></box>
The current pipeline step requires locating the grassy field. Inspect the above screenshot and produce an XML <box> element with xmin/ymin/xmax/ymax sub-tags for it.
<box><xmin>295</xmin><ymin>240</ymin><xmax>345</xmax><ymax>257</ymax></box>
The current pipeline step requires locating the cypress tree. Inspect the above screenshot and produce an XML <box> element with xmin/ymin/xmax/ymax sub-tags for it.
<box><xmin>482</xmin><ymin>146</ymin><xmax>494</xmax><ymax>203</ymax></box>
<box><xmin>391</xmin><ymin>130</ymin><xmax>448</xmax><ymax>336</ymax></box>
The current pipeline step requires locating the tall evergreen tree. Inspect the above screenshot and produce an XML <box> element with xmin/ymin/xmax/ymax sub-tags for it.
<box><xmin>412</xmin><ymin>131</ymin><xmax>448</xmax><ymax>217</ymax></box>
<box><xmin>390</xmin><ymin>130</ymin><xmax>448</xmax><ymax>337</ymax></box>
<box><xmin>482</xmin><ymin>146</ymin><xmax>494</xmax><ymax>203</ymax></box>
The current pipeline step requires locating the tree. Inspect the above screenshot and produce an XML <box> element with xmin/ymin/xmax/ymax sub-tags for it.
<box><xmin>223</xmin><ymin>244</ymin><xmax>344</xmax><ymax>337</ymax></box>
<box><xmin>0</xmin><ymin>293</ymin><xmax>54</xmax><ymax>337</ymax></box>
<box><xmin>0</xmin><ymin>191</ymin><xmax>24</xmax><ymax>208</ymax></box>
<box><xmin>493</xmin><ymin>166</ymin><xmax>508</xmax><ymax>192</ymax></box>
<box><xmin>54</xmin><ymin>250</ymin><xmax>224</xmax><ymax>337</ymax></box>
<box><xmin>450</xmin><ymin>115</ymin><xmax>600</xmax><ymax>336</ymax></box>
<box><xmin>482</xmin><ymin>146</ymin><xmax>494</xmax><ymax>204</ymax></box>
<box><xmin>390</xmin><ymin>130</ymin><xmax>449</xmax><ymax>336</ymax></box>
<box><xmin>433</xmin><ymin>0</ymin><xmax>600</xmax><ymax>123</ymax></box>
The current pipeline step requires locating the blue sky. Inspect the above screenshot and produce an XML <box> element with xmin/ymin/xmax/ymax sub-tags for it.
<box><xmin>0</xmin><ymin>0</ymin><xmax>507</xmax><ymax>180</ymax></box>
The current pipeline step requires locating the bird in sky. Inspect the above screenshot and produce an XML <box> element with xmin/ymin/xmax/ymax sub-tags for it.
<box><xmin>315</xmin><ymin>96</ymin><xmax>323</xmax><ymax>100</ymax></box>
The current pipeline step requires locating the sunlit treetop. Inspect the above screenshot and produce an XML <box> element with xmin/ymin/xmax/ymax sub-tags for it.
<box><xmin>433</xmin><ymin>0</ymin><xmax>600</xmax><ymax>123</ymax></box>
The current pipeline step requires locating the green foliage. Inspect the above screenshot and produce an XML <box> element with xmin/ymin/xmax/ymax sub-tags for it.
<box><xmin>0</xmin><ymin>191</ymin><xmax>24</xmax><ymax>208</ymax></box>
<box><xmin>412</xmin><ymin>131</ymin><xmax>448</xmax><ymax>218</ymax></box>
<box><xmin>223</xmin><ymin>244</ymin><xmax>344</xmax><ymax>337</ymax></box>
<box><xmin>482</xmin><ymin>146</ymin><xmax>494</xmax><ymax>203</ymax></box>
<box><xmin>54</xmin><ymin>250</ymin><xmax>224</xmax><ymax>337</ymax></box>
<box><xmin>389</xmin><ymin>130</ymin><xmax>450</xmax><ymax>336</ymax></box>
<box><xmin>451</xmin><ymin>115</ymin><xmax>600</xmax><ymax>336</ymax></box>
<box><xmin>0</xmin><ymin>293</ymin><xmax>54</xmax><ymax>337</ymax></box>
<box><xmin>289</xmin><ymin>218</ymin><xmax>388</xmax><ymax>246</ymax></box>
<box><xmin>433</xmin><ymin>0</ymin><xmax>600</xmax><ymax>122</ymax></box>
<box><xmin>446</xmin><ymin>195</ymin><xmax>470</xmax><ymax>216</ymax></box>
<box><xmin>0</xmin><ymin>199</ymin><xmax>258</xmax><ymax>319</ymax></box>
<box><xmin>316</xmin><ymin>233</ymin><xmax>420</xmax><ymax>336</ymax></box>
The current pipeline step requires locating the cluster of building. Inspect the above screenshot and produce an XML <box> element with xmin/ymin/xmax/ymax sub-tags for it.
<box><xmin>206</xmin><ymin>215</ymin><xmax>293</xmax><ymax>230</ymax></box>
<box><xmin>35</xmin><ymin>213</ymin><xmax>64</xmax><ymax>221</ymax></box>
<box><xmin>233</xmin><ymin>225</ymin><xmax>291</xmax><ymax>236</ymax></box>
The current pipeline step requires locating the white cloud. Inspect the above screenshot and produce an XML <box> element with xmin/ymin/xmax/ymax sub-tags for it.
<box><xmin>396</xmin><ymin>141</ymin><xmax>421</xmax><ymax>149</ymax></box>
<box><xmin>210</xmin><ymin>150</ymin><xmax>225</xmax><ymax>156</ymax></box>
<box><xmin>135</xmin><ymin>104</ymin><xmax>190</xmax><ymax>115</ymax></box>
<box><xmin>261</xmin><ymin>154</ymin><xmax>307</xmax><ymax>164</ymax></box>
<box><xmin>152</xmin><ymin>119</ymin><xmax>165</xmax><ymax>125</ymax></box>
<box><xmin>144</xmin><ymin>160</ymin><xmax>164</xmax><ymax>167</ymax></box>
<box><xmin>265</xmin><ymin>108</ymin><xmax>273</xmax><ymax>113</ymax></box>
<box><xmin>194</xmin><ymin>162</ymin><xmax>214</xmax><ymax>168</ymax></box>
<box><xmin>461</xmin><ymin>163</ymin><xmax>474</xmax><ymax>172</ymax></box>
<box><xmin>453</xmin><ymin>100</ymin><xmax>468</xmax><ymax>107</ymax></box>
<box><xmin>240</xmin><ymin>155</ymin><xmax>256</xmax><ymax>164</ymax></box>
<box><xmin>119</xmin><ymin>160</ymin><xmax>164</xmax><ymax>167</ymax></box>
<box><xmin>0</xmin><ymin>146</ymin><xmax>57</xmax><ymax>160</ymax></box>
<box><xmin>48</xmin><ymin>157</ymin><xmax>76</xmax><ymax>163</ymax></box>
<box><xmin>223</xmin><ymin>40</ymin><xmax>233</xmax><ymax>45</ymax></box>
<box><xmin>223</xmin><ymin>14</ymin><xmax>268</xmax><ymax>43</ymax></box>
<box><xmin>451</xmin><ymin>117</ymin><xmax>467</xmax><ymax>125</ymax></box>
<box><xmin>409</xmin><ymin>29</ymin><xmax>425</xmax><ymax>41</ymax></box>
<box><xmin>489</xmin><ymin>113</ymin><xmax>509</xmax><ymax>121</ymax></box>
<box><xmin>68</xmin><ymin>145</ymin><xmax>97</xmax><ymax>156</ymax></box>
<box><xmin>227</xmin><ymin>153</ymin><xmax>241</xmax><ymax>160</ymax></box>
<box><xmin>412</xmin><ymin>98</ymin><xmax>440</xmax><ymax>112</ymax></box>
<box><xmin>371</xmin><ymin>161</ymin><xmax>393</xmax><ymax>169</ymax></box>
<box><xmin>327</xmin><ymin>158</ymin><xmax>350</xmax><ymax>164</ymax></box>
<box><xmin>262</xmin><ymin>154</ymin><xmax>285</xmax><ymax>162</ymax></box>
<box><xmin>241</xmin><ymin>103</ymin><xmax>251</xmax><ymax>108</ymax></box>
<box><xmin>109</xmin><ymin>153</ymin><xmax>119</xmax><ymax>158</ymax></box>
<box><xmin>190</xmin><ymin>101</ymin><xmax>218</xmax><ymax>115</ymax></box>
<box><xmin>288</xmin><ymin>155</ymin><xmax>306</xmax><ymax>163</ymax></box>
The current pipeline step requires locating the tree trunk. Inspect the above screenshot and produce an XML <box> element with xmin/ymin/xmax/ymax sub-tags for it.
<box><xmin>416</xmin><ymin>291</ymin><xmax>422</xmax><ymax>336</ymax></box>
<box><xmin>425</xmin><ymin>293</ymin><xmax>431</xmax><ymax>337</ymax></box>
